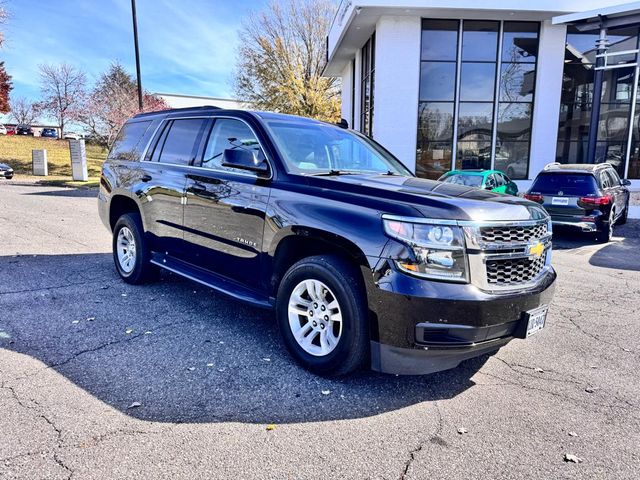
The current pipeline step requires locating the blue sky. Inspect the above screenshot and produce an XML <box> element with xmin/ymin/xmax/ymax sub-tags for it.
<box><xmin>2</xmin><ymin>0</ymin><xmax>267</xmax><ymax>103</ymax></box>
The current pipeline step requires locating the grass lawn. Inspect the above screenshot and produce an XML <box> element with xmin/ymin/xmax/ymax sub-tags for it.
<box><xmin>0</xmin><ymin>135</ymin><xmax>107</xmax><ymax>186</ymax></box>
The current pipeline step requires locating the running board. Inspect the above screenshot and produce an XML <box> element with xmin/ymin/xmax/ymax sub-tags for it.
<box><xmin>150</xmin><ymin>253</ymin><xmax>273</xmax><ymax>309</ymax></box>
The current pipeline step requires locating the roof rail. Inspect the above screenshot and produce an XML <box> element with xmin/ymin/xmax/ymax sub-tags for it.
<box><xmin>543</xmin><ymin>162</ymin><xmax>561</xmax><ymax>170</ymax></box>
<box><xmin>133</xmin><ymin>105</ymin><xmax>222</xmax><ymax>119</ymax></box>
<box><xmin>593</xmin><ymin>162</ymin><xmax>612</xmax><ymax>170</ymax></box>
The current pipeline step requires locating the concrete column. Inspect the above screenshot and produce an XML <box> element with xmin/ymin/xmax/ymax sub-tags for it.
<box><xmin>353</xmin><ymin>48</ymin><xmax>363</xmax><ymax>132</ymax></box>
<box><xmin>527</xmin><ymin>20</ymin><xmax>567</xmax><ymax>181</ymax></box>
<box><xmin>340</xmin><ymin>60</ymin><xmax>355</xmax><ymax>128</ymax></box>
<box><xmin>372</xmin><ymin>15</ymin><xmax>421</xmax><ymax>171</ymax></box>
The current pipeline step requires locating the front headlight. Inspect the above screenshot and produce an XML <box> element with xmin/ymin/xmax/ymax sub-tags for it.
<box><xmin>382</xmin><ymin>217</ymin><xmax>468</xmax><ymax>282</ymax></box>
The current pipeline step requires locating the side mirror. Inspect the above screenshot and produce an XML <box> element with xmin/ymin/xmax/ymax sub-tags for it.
<box><xmin>221</xmin><ymin>148</ymin><xmax>270</xmax><ymax>176</ymax></box>
<box><xmin>622</xmin><ymin>179</ymin><xmax>632</xmax><ymax>186</ymax></box>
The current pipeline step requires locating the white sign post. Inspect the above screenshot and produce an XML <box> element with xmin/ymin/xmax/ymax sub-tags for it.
<box><xmin>69</xmin><ymin>139</ymin><xmax>88</xmax><ymax>181</ymax></box>
<box><xmin>32</xmin><ymin>149</ymin><xmax>48</xmax><ymax>176</ymax></box>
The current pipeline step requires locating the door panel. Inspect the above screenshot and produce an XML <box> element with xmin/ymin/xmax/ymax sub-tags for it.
<box><xmin>136</xmin><ymin>162</ymin><xmax>187</xmax><ymax>254</ymax></box>
<box><xmin>137</xmin><ymin>117</ymin><xmax>210</xmax><ymax>257</ymax></box>
<box><xmin>183</xmin><ymin>171</ymin><xmax>269</xmax><ymax>288</ymax></box>
<box><xmin>182</xmin><ymin>117</ymin><xmax>271</xmax><ymax>289</ymax></box>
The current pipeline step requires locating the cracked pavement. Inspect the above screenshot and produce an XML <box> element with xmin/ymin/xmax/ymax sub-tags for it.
<box><xmin>1</xmin><ymin>183</ymin><xmax>639</xmax><ymax>479</ymax></box>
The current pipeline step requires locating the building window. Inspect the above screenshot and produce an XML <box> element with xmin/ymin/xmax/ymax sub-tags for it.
<box><xmin>417</xmin><ymin>20</ymin><xmax>539</xmax><ymax>180</ymax></box>
<box><xmin>360</xmin><ymin>33</ymin><xmax>375</xmax><ymax>137</ymax></box>
<box><xmin>557</xmin><ymin>26</ymin><xmax>640</xmax><ymax>178</ymax></box>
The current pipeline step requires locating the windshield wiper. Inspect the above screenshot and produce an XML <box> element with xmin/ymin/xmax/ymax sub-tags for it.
<box><xmin>308</xmin><ymin>169</ymin><xmax>360</xmax><ymax>176</ymax></box>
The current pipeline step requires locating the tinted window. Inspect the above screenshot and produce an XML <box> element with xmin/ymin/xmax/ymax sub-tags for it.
<box><xmin>202</xmin><ymin>119</ymin><xmax>264</xmax><ymax>173</ymax></box>
<box><xmin>158</xmin><ymin>119</ymin><xmax>208</xmax><ymax>166</ymax></box>
<box><xmin>530</xmin><ymin>173</ymin><xmax>598</xmax><ymax>195</ymax></box>
<box><xmin>600</xmin><ymin>171</ymin><xmax>612</xmax><ymax>189</ymax></box>
<box><xmin>109</xmin><ymin>121</ymin><xmax>152</xmax><ymax>161</ymax></box>
<box><xmin>607</xmin><ymin>168</ymin><xmax>621</xmax><ymax>185</ymax></box>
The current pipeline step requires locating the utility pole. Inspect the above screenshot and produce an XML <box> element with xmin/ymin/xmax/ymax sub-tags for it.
<box><xmin>131</xmin><ymin>0</ymin><xmax>144</xmax><ymax>111</ymax></box>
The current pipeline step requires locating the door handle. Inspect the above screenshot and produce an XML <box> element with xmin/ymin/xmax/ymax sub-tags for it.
<box><xmin>141</xmin><ymin>174</ymin><xmax>152</xmax><ymax>182</ymax></box>
<box><xmin>187</xmin><ymin>185</ymin><xmax>206</xmax><ymax>194</ymax></box>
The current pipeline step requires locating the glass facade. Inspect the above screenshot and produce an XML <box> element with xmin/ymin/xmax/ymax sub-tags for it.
<box><xmin>417</xmin><ymin>20</ymin><xmax>539</xmax><ymax>180</ymax></box>
<box><xmin>360</xmin><ymin>33</ymin><xmax>375</xmax><ymax>137</ymax></box>
<box><xmin>557</xmin><ymin>25</ymin><xmax>640</xmax><ymax>178</ymax></box>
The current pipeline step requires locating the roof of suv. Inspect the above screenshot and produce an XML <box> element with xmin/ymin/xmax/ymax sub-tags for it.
<box><xmin>132</xmin><ymin>106</ymin><xmax>333</xmax><ymax>126</ymax></box>
<box><xmin>542</xmin><ymin>163</ymin><xmax>613</xmax><ymax>174</ymax></box>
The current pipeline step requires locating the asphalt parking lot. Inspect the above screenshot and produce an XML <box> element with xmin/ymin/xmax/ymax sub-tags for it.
<box><xmin>1</xmin><ymin>183</ymin><xmax>639</xmax><ymax>479</ymax></box>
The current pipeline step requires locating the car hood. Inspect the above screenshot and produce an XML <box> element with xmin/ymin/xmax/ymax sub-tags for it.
<box><xmin>305</xmin><ymin>174</ymin><xmax>546</xmax><ymax>222</ymax></box>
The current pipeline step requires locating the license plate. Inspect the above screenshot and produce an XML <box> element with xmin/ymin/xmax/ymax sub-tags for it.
<box><xmin>526</xmin><ymin>306</ymin><xmax>548</xmax><ymax>337</ymax></box>
<box><xmin>552</xmin><ymin>197</ymin><xmax>569</xmax><ymax>206</ymax></box>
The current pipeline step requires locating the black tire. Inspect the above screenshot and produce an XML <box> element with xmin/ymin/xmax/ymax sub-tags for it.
<box><xmin>112</xmin><ymin>213</ymin><xmax>159</xmax><ymax>284</ymax></box>
<box><xmin>276</xmin><ymin>255</ymin><xmax>369</xmax><ymax>376</ymax></box>
<box><xmin>594</xmin><ymin>209</ymin><xmax>614</xmax><ymax>243</ymax></box>
<box><xmin>618</xmin><ymin>201</ymin><xmax>629</xmax><ymax>225</ymax></box>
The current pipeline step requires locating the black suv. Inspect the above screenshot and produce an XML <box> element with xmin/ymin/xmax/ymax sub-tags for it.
<box><xmin>16</xmin><ymin>125</ymin><xmax>33</xmax><ymax>135</ymax></box>
<box><xmin>525</xmin><ymin>163</ymin><xmax>631</xmax><ymax>242</ymax></box>
<box><xmin>98</xmin><ymin>107</ymin><xmax>556</xmax><ymax>376</ymax></box>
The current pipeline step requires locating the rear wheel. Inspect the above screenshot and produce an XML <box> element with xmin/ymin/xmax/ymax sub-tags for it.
<box><xmin>112</xmin><ymin>213</ymin><xmax>159</xmax><ymax>284</ymax></box>
<box><xmin>595</xmin><ymin>209</ymin><xmax>614</xmax><ymax>243</ymax></box>
<box><xmin>618</xmin><ymin>200</ymin><xmax>629</xmax><ymax>225</ymax></box>
<box><xmin>276</xmin><ymin>255</ymin><xmax>369</xmax><ymax>376</ymax></box>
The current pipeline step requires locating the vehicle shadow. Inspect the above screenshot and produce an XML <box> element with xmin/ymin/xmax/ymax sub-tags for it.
<box><xmin>0</xmin><ymin>253</ymin><xmax>487</xmax><ymax>424</ymax></box>
<box><xmin>21</xmin><ymin>187</ymin><xmax>98</xmax><ymax>198</ymax></box>
<box><xmin>552</xmin><ymin>219</ymin><xmax>640</xmax><ymax>272</ymax></box>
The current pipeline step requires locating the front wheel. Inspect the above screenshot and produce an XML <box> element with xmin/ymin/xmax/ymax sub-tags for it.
<box><xmin>276</xmin><ymin>255</ymin><xmax>369</xmax><ymax>376</ymax></box>
<box><xmin>112</xmin><ymin>213</ymin><xmax>159</xmax><ymax>284</ymax></box>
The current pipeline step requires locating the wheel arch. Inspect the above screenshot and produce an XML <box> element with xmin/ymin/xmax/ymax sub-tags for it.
<box><xmin>268</xmin><ymin>227</ymin><xmax>372</xmax><ymax>298</ymax></box>
<box><xmin>109</xmin><ymin>193</ymin><xmax>143</xmax><ymax>231</ymax></box>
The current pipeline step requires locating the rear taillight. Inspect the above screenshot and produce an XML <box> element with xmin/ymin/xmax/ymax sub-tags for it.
<box><xmin>524</xmin><ymin>193</ymin><xmax>544</xmax><ymax>203</ymax></box>
<box><xmin>578</xmin><ymin>195</ymin><xmax>612</xmax><ymax>208</ymax></box>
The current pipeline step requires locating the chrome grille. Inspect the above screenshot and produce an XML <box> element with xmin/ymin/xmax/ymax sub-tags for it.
<box><xmin>486</xmin><ymin>252</ymin><xmax>547</xmax><ymax>286</ymax></box>
<box><xmin>463</xmin><ymin>218</ymin><xmax>552</xmax><ymax>292</ymax></box>
<box><xmin>480</xmin><ymin>223</ymin><xmax>547</xmax><ymax>243</ymax></box>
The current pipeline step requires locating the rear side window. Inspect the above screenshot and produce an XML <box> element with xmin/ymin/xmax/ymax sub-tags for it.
<box><xmin>531</xmin><ymin>173</ymin><xmax>598</xmax><ymax>196</ymax></box>
<box><xmin>109</xmin><ymin>121</ymin><xmax>152</xmax><ymax>161</ymax></box>
<box><xmin>605</xmin><ymin>169</ymin><xmax>621</xmax><ymax>186</ymax></box>
<box><xmin>156</xmin><ymin>118</ymin><xmax>208</xmax><ymax>166</ymax></box>
<box><xmin>599</xmin><ymin>171</ymin><xmax>612</xmax><ymax>189</ymax></box>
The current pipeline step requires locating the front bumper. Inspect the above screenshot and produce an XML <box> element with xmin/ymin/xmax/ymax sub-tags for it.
<box><xmin>364</xmin><ymin>259</ymin><xmax>556</xmax><ymax>375</ymax></box>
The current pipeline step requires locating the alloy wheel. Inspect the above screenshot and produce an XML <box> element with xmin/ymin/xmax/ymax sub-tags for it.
<box><xmin>287</xmin><ymin>279</ymin><xmax>343</xmax><ymax>357</ymax></box>
<box><xmin>116</xmin><ymin>226</ymin><xmax>137</xmax><ymax>274</ymax></box>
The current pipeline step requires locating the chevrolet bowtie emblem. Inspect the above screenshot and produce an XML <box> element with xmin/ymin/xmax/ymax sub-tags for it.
<box><xmin>528</xmin><ymin>242</ymin><xmax>545</xmax><ymax>258</ymax></box>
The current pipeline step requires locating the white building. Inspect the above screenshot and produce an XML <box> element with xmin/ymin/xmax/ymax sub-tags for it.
<box><xmin>155</xmin><ymin>93</ymin><xmax>249</xmax><ymax>111</ymax></box>
<box><xmin>324</xmin><ymin>1</ymin><xmax>640</xmax><ymax>188</ymax></box>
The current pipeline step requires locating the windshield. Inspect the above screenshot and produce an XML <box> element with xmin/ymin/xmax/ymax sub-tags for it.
<box><xmin>441</xmin><ymin>173</ymin><xmax>483</xmax><ymax>187</ymax></box>
<box><xmin>265</xmin><ymin>120</ymin><xmax>412</xmax><ymax>176</ymax></box>
<box><xmin>530</xmin><ymin>173</ymin><xmax>598</xmax><ymax>196</ymax></box>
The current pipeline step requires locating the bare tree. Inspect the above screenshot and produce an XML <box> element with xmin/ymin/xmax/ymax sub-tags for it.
<box><xmin>234</xmin><ymin>0</ymin><xmax>340</xmax><ymax>122</ymax></box>
<box><xmin>38</xmin><ymin>63</ymin><xmax>86</xmax><ymax>136</ymax></box>
<box><xmin>9</xmin><ymin>97</ymin><xmax>40</xmax><ymax>125</ymax></box>
<box><xmin>80</xmin><ymin>62</ymin><xmax>168</xmax><ymax>147</ymax></box>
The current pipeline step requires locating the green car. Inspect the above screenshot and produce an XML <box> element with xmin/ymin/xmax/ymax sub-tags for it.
<box><xmin>438</xmin><ymin>169</ymin><xmax>519</xmax><ymax>195</ymax></box>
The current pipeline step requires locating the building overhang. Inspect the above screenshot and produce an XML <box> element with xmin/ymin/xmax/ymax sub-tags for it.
<box><xmin>325</xmin><ymin>1</ymin><xmax>634</xmax><ymax>76</ymax></box>
<box><xmin>552</xmin><ymin>2</ymin><xmax>640</xmax><ymax>31</ymax></box>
